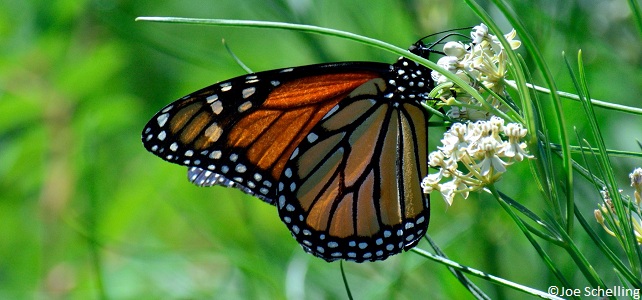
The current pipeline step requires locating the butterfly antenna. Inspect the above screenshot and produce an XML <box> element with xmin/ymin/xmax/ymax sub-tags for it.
<box><xmin>418</xmin><ymin>26</ymin><xmax>474</xmax><ymax>41</ymax></box>
<box><xmin>416</xmin><ymin>26</ymin><xmax>474</xmax><ymax>52</ymax></box>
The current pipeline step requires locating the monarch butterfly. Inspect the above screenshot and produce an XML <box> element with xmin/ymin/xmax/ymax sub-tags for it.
<box><xmin>142</xmin><ymin>39</ymin><xmax>436</xmax><ymax>262</ymax></box>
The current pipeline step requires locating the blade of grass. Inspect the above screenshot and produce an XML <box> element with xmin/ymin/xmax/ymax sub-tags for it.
<box><xmin>487</xmin><ymin>185</ymin><xmax>574</xmax><ymax>296</ymax></box>
<box><xmin>479</xmin><ymin>0</ymin><xmax>575</xmax><ymax>232</ymax></box>
<box><xmin>411</xmin><ymin>246</ymin><xmax>564</xmax><ymax>300</ymax></box>
<box><xmin>515</xmin><ymin>56</ymin><xmax>564</xmax><ymax>221</ymax></box>
<box><xmin>574</xmin><ymin>206</ymin><xmax>642</xmax><ymax>288</ymax></box>
<box><xmin>222</xmin><ymin>38</ymin><xmax>253</xmax><ymax>73</ymax></box>
<box><xmin>423</xmin><ymin>236</ymin><xmax>491</xmax><ymax>300</ymax></box>
<box><xmin>565</xmin><ymin>51</ymin><xmax>642</xmax><ymax>276</ymax></box>
<box><xmin>498</xmin><ymin>191</ymin><xmax>564</xmax><ymax>245</ymax></box>
<box><xmin>339</xmin><ymin>261</ymin><xmax>353</xmax><ymax>300</ymax></box>
<box><xmin>505</xmin><ymin>81</ymin><xmax>642</xmax><ymax>116</ymax></box>
<box><xmin>549</xmin><ymin>217</ymin><xmax>607</xmax><ymax>289</ymax></box>
<box><xmin>628</xmin><ymin>0</ymin><xmax>642</xmax><ymax>37</ymax></box>
<box><xmin>548</xmin><ymin>144</ymin><xmax>642</xmax><ymax>159</ymax></box>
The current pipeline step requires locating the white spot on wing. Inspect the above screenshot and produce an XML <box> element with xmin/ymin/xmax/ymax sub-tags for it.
<box><xmin>238</xmin><ymin>101</ymin><xmax>252</xmax><ymax>112</ymax></box>
<box><xmin>210</xmin><ymin>150</ymin><xmax>222</xmax><ymax>159</ymax></box>
<box><xmin>204</xmin><ymin>123</ymin><xmax>223</xmax><ymax>142</ymax></box>
<box><xmin>161</xmin><ymin>105</ymin><xmax>173</xmax><ymax>113</ymax></box>
<box><xmin>220</xmin><ymin>82</ymin><xmax>232</xmax><ymax>92</ymax></box>
<box><xmin>242</xmin><ymin>87</ymin><xmax>256</xmax><ymax>98</ymax></box>
<box><xmin>307</xmin><ymin>133</ymin><xmax>318</xmax><ymax>143</ymax></box>
<box><xmin>210</xmin><ymin>100</ymin><xmax>223</xmax><ymax>115</ymax></box>
<box><xmin>322</xmin><ymin>105</ymin><xmax>340</xmax><ymax>120</ymax></box>
<box><xmin>157</xmin><ymin>113</ymin><xmax>169</xmax><ymax>127</ymax></box>
<box><xmin>206</xmin><ymin>94</ymin><xmax>219</xmax><ymax>103</ymax></box>
<box><xmin>289</xmin><ymin>147</ymin><xmax>299</xmax><ymax>159</ymax></box>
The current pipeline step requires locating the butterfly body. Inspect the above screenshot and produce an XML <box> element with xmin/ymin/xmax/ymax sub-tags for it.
<box><xmin>142</xmin><ymin>42</ymin><xmax>434</xmax><ymax>262</ymax></box>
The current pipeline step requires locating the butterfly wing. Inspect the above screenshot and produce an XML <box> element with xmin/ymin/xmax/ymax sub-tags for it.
<box><xmin>142</xmin><ymin>62</ymin><xmax>391</xmax><ymax>204</ymax></box>
<box><xmin>143</xmin><ymin>50</ymin><xmax>434</xmax><ymax>262</ymax></box>
<box><xmin>276</xmin><ymin>76</ymin><xmax>430</xmax><ymax>262</ymax></box>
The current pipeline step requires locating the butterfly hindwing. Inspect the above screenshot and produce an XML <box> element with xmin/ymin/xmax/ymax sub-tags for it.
<box><xmin>276</xmin><ymin>75</ymin><xmax>431</xmax><ymax>262</ymax></box>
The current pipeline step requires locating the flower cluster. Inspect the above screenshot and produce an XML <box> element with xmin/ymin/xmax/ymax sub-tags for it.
<box><xmin>421</xmin><ymin>116</ymin><xmax>532</xmax><ymax>205</ymax></box>
<box><xmin>595</xmin><ymin>168</ymin><xmax>642</xmax><ymax>244</ymax></box>
<box><xmin>431</xmin><ymin>23</ymin><xmax>521</xmax><ymax>121</ymax></box>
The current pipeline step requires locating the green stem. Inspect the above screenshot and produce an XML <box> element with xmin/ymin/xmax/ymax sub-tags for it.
<box><xmin>411</xmin><ymin>247</ymin><xmax>563</xmax><ymax>299</ymax></box>
<box><xmin>135</xmin><ymin>17</ymin><xmax>513</xmax><ymax>122</ymax></box>
<box><xmin>505</xmin><ymin>80</ymin><xmax>642</xmax><ymax>115</ymax></box>
<box><xmin>488</xmin><ymin>185</ymin><xmax>575</xmax><ymax>297</ymax></box>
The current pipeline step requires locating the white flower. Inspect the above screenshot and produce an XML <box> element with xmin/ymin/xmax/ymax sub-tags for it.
<box><xmin>631</xmin><ymin>168</ymin><xmax>642</xmax><ymax>188</ymax></box>
<box><xmin>596</xmin><ymin>169</ymin><xmax>642</xmax><ymax>245</ymax></box>
<box><xmin>443</xmin><ymin>41</ymin><xmax>467</xmax><ymax>59</ymax></box>
<box><xmin>421</xmin><ymin>176</ymin><xmax>438</xmax><ymax>193</ymax></box>
<box><xmin>493</xmin><ymin>29</ymin><xmax>522</xmax><ymax>50</ymax></box>
<box><xmin>432</xmin><ymin>23</ymin><xmax>521</xmax><ymax>122</ymax></box>
<box><xmin>437</xmin><ymin>56</ymin><xmax>462</xmax><ymax>73</ymax></box>
<box><xmin>631</xmin><ymin>167</ymin><xmax>642</xmax><ymax>205</ymax></box>
<box><xmin>438</xmin><ymin>181</ymin><xmax>457</xmax><ymax>205</ymax></box>
<box><xmin>501</xmin><ymin>123</ymin><xmax>532</xmax><ymax>161</ymax></box>
<box><xmin>476</xmin><ymin>136</ymin><xmax>507</xmax><ymax>176</ymax></box>
<box><xmin>438</xmin><ymin>123</ymin><xmax>468</xmax><ymax>159</ymax></box>
<box><xmin>422</xmin><ymin>118</ymin><xmax>533</xmax><ymax>205</ymax></box>
<box><xmin>489</xmin><ymin>116</ymin><xmax>505</xmax><ymax>143</ymax></box>
<box><xmin>471</xmin><ymin>23</ymin><xmax>489</xmax><ymax>44</ymax></box>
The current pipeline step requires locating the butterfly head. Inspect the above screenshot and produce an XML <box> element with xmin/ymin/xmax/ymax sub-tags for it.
<box><xmin>408</xmin><ymin>40</ymin><xmax>436</xmax><ymax>59</ymax></box>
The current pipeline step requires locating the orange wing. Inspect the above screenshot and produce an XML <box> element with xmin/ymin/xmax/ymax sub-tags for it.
<box><xmin>142</xmin><ymin>63</ymin><xmax>390</xmax><ymax>203</ymax></box>
<box><xmin>276</xmin><ymin>77</ymin><xmax>430</xmax><ymax>262</ymax></box>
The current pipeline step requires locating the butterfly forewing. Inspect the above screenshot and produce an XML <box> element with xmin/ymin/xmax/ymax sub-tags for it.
<box><xmin>142</xmin><ymin>62</ymin><xmax>391</xmax><ymax>204</ymax></box>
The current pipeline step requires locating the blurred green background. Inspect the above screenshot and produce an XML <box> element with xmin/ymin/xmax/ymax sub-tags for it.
<box><xmin>1</xmin><ymin>0</ymin><xmax>640</xmax><ymax>299</ymax></box>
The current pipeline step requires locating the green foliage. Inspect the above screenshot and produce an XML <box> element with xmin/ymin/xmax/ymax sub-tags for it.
<box><xmin>1</xmin><ymin>0</ymin><xmax>641</xmax><ymax>299</ymax></box>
